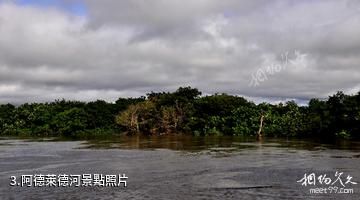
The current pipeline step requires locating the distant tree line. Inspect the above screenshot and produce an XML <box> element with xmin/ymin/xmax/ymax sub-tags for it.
<box><xmin>0</xmin><ymin>87</ymin><xmax>359</xmax><ymax>139</ymax></box>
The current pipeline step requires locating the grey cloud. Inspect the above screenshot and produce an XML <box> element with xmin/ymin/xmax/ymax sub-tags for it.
<box><xmin>0</xmin><ymin>0</ymin><xmax>360</xmax><ymax>103</ymax></box>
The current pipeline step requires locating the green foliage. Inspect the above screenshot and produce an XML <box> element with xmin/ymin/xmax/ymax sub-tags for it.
<box><xmin>231</xmin><ymin>105</ymin><xmax>260</xmax><ymax>136</ymax></box>
<box><xmin>335</xmin><ymin>130</ymin><xmax>351</xmax><ymax>139</ymax></box>
<box><xmin>0</xmin><ymin>104</ymin><xmax>16</xmax><ymax>134</ymax></box>
<box><xmin>52</xmin><ymin>108</ymin><xmax>88</xmax><ymax>136</ymax></box>
<box><xmin>1</xmin><ymin>87</ymin><xmax>360</xmax><ymax>139</ymax></box>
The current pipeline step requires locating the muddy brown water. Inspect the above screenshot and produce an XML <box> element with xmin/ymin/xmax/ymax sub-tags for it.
<box><xmin>0</xmin><ymin>136</ymin><xmax>359</xmax><ymax>200</ymax></box>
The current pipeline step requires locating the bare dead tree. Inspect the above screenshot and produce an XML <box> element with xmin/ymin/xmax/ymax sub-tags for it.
<box><xmin>257</xmin><ymin>114</ymin><xmax>265</xmax><ymax>138</ymax></box>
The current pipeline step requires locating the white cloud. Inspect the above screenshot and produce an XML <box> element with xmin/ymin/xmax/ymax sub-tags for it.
<box><xmin>0</xmin><ymin>0</ymin><xmax>360</xmax><ymax>103</ymax></box>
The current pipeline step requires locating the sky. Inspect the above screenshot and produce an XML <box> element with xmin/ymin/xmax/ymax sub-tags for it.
<box><xmin>0</xmin><ymin>0</ymin><xmax>360</xmax><ymax>104</ymax></box>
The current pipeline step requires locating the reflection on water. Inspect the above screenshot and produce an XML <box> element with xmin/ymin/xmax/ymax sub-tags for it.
<box><xmin>82</xmin><ymin>135</ymin><xmax>258</xmax><ymax>151</ymax></box>
<box><xmin>80</xmin><ymin>135</ymin><xmax>360</xmax><ymax>152</ymax></box>
<box><xmin>0</xmin><ymin>136</ymin><xmax>359</xmax><ymax>200</ymax></box>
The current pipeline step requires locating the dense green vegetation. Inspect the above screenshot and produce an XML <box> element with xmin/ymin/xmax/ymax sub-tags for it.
<box><xmin>0</xmin><ymin>87</ymin><xmax>359</xmax><ymax>139</ymax></box>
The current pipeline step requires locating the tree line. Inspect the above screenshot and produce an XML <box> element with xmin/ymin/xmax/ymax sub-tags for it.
<box><xmin>0</xmin><ymin>87</ymin><xmax>359</xmax><ymax>139</ymax></box>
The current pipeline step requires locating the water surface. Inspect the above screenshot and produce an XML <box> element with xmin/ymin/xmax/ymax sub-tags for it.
<box><xmin>0</xmin><ymin>136</ymin><xmax>359</xmax><ymax>199</ymax></box>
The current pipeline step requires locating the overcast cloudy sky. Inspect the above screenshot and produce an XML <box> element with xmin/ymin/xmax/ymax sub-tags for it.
<box><xmin>0</xmin><ymin>0</ymin><xmax>360</xmax><ymax>104</ymax></box>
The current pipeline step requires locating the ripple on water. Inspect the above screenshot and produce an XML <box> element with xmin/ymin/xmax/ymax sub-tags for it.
<box><xmin>0</xmin><ymin>136</ymin><xmax>359</xmax><ymax>200</ymax></box>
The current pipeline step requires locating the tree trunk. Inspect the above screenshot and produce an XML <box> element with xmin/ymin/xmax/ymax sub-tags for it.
<box><xmin>257</xmin><ymin>114</ymin><xmax>264</xmax><ymax>137</ymax></box>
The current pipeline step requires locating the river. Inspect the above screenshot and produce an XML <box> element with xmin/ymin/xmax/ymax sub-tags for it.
<box><xmin>0</xmin><ymin>136</ymin><xmax>359</xmax><ymax>199</ymax></box>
